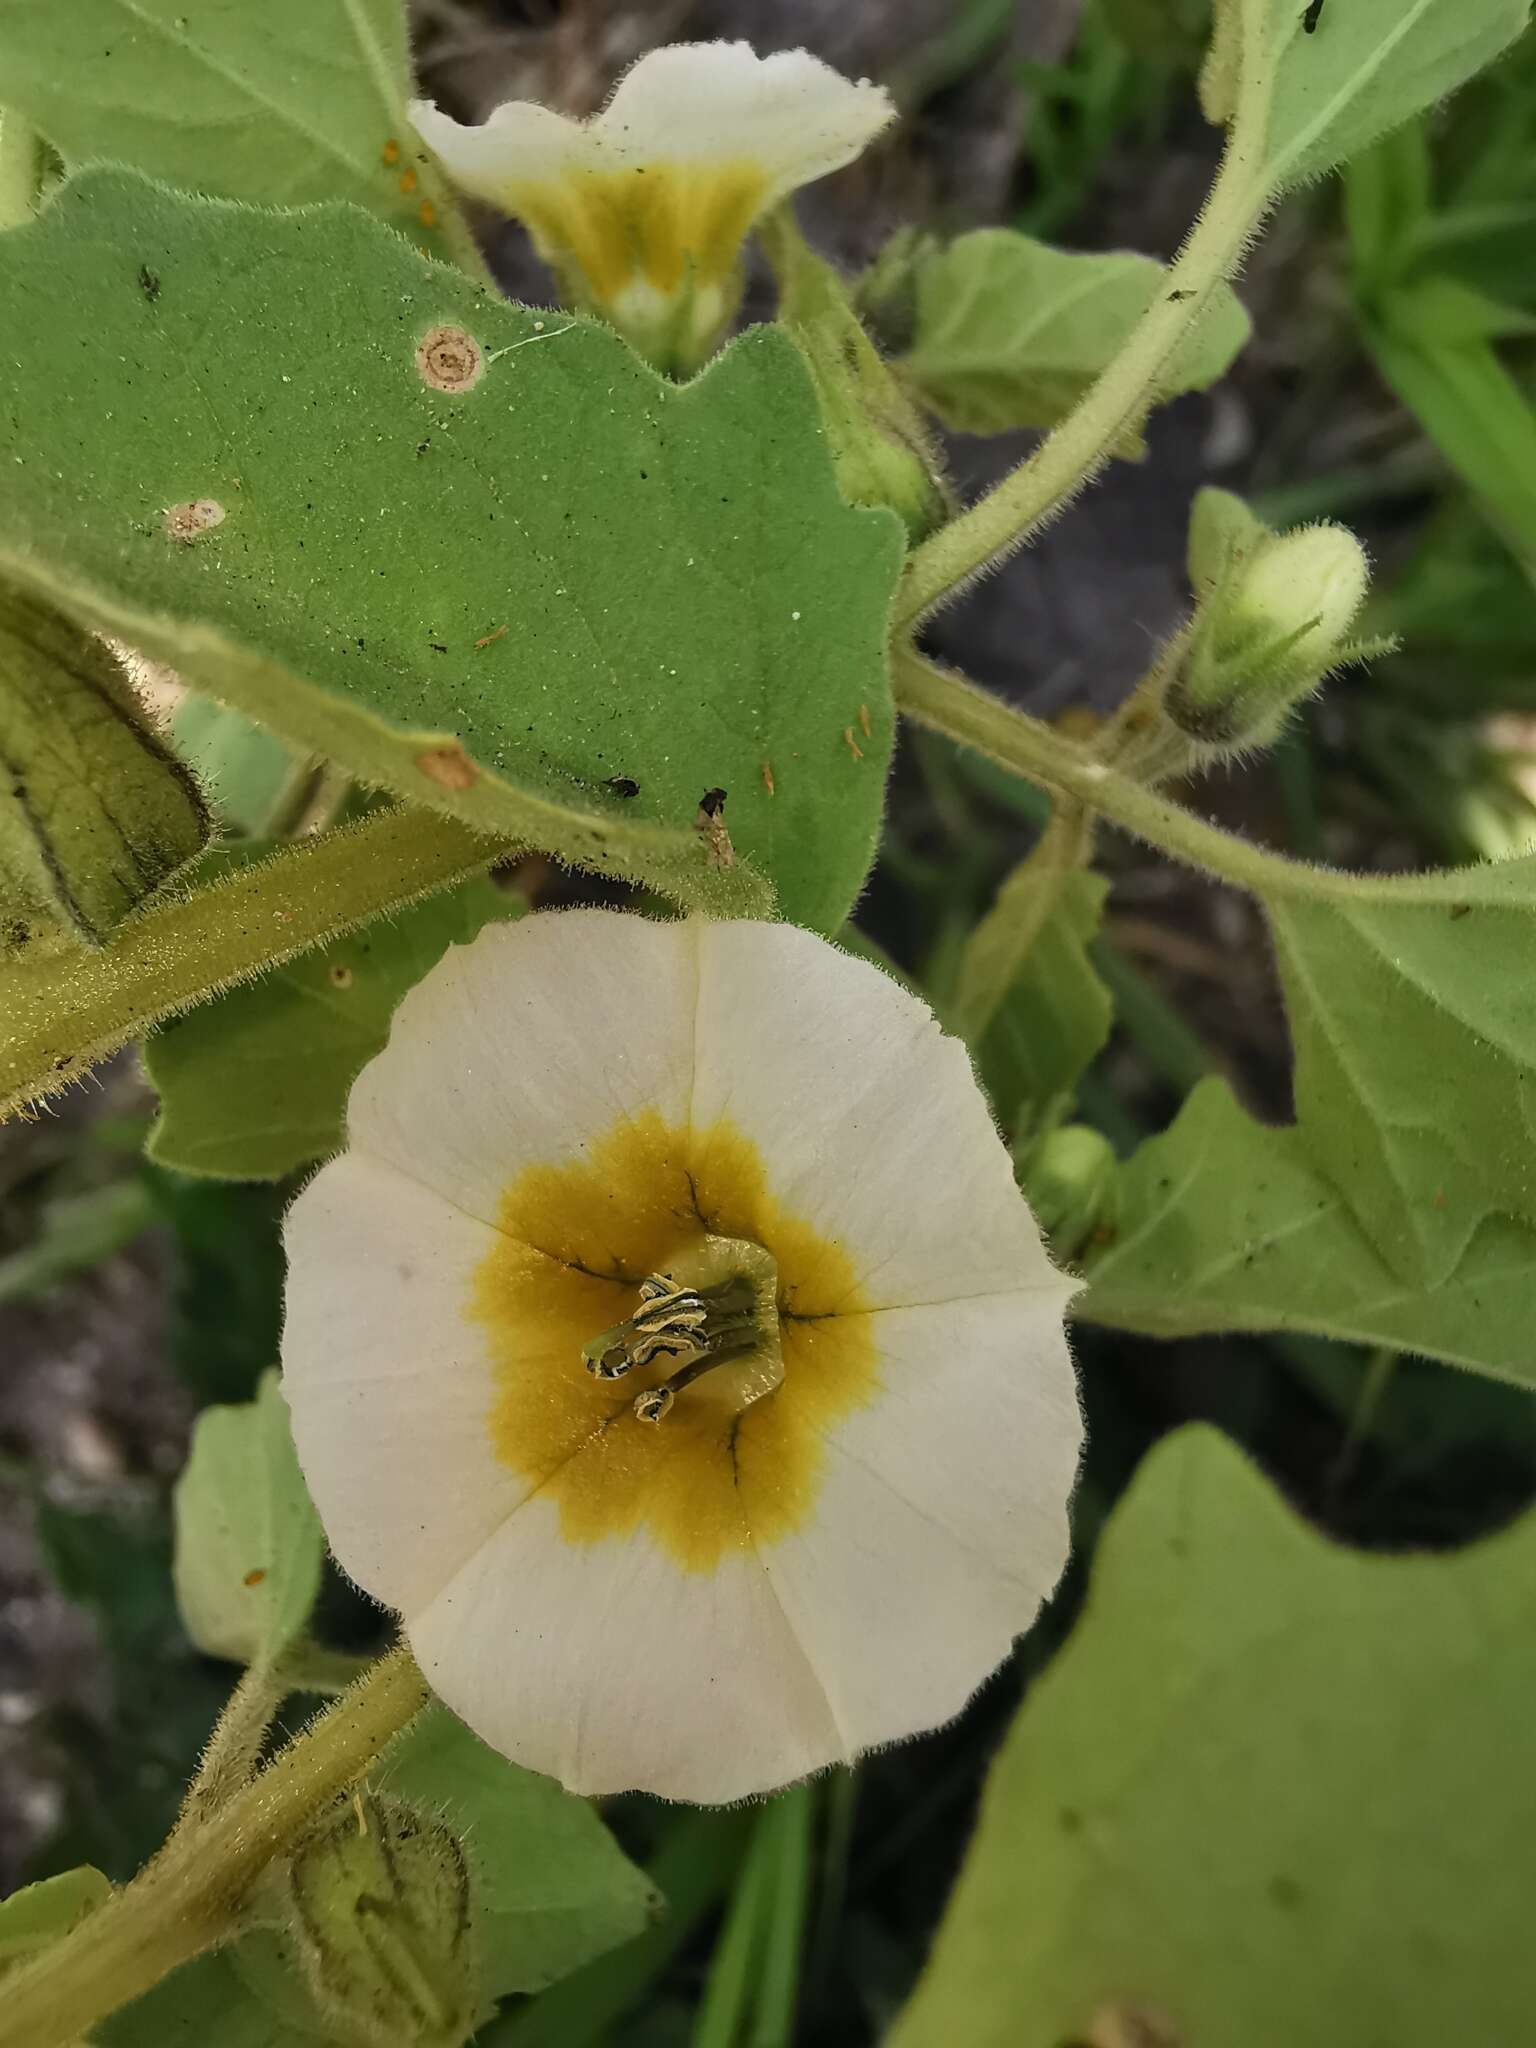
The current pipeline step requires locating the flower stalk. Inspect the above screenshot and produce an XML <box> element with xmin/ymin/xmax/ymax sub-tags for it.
<box><xmin>893</xmin><ymin>13</ymin><xmax>1278</xmax><ymax>628</ymax></box>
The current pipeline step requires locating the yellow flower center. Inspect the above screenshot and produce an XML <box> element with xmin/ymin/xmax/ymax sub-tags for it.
<box><xmin>471</xmin><ymin>1109</ymin><xmax>876</xmax><ymax>1571</ymax></box>
<box><xmin>505</xmin><ymin>159</ymin><xmax>770</xmax><ymax>305</ymax></box>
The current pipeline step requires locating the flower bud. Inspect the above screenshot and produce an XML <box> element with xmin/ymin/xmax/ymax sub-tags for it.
<box><xmin>1022</xmin><ymin>1124</ymin><xmax>1118</xmax><ymax>1261</ymax></box>
<box><xmin>1167</xmin><ymin>517</ymin><xmax>1373</xmax><ymax>755</ymax></box>
<box><xmin>283</xmin><ymin>1791</ymin><xmax>477</xmax><ymax>2048</ymax></box>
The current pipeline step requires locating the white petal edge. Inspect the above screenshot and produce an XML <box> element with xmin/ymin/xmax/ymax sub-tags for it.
<box><xmin>409</xmin><ymin>96</ymin><xmax>586</xmax><ymax>203</ymax></box>
<box><xmin>342</xmin><ymin>910</ymin><xmax>696</xmax><ymax>1227</ymax></box>
<box><xmin>410</xmin><ymin>43</ymin><xmax>893</xmax><ymax>207</ymax></box>
<box><xmin>407</xmin><ymin>1516</ymin><xmax>845</xmax><ymax>1803</ymax></box>
<box><xmin>691</xmin><ymin>920</ymin><xmax>1069</xmax><ymax>1311</ymax></box>
<box><xmin>402</xmin><ymin>1287</ymin><xmax>1079</xmax><ymax>1802</ymax></box>
<box><xmin>756</xmin><ymin>1291</ymin><xmax>1083</xmax><ymax>1753</ymax></box>
<box><xmin>595</xmin><ymin>43</ymin><xmax>894</xmax><ymax>196</ymax></box>
<box><xmin>281</xmin><ymin>1150</ymin><xmax>527</xmax><ymax>1615</ymax></box>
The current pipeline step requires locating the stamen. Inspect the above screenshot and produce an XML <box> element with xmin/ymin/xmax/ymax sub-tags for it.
<box><xmin>632</xmin><ymin>1341</ymin><xmax>755</xmax><ymax>1425</ymax></box>
<box><xmin>580</xmin><ymin>1251</ymin><xmax>777</xmax><ymax>1422</ymax></box>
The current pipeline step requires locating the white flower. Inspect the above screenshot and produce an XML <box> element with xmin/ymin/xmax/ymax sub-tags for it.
<box><xmin>410</xmin><ymin>42</ymin><xmax>894</xmax><ymax>372</ymax></box>
<box><xmin>282</xmin><ymin>912</ymin><xmax>1081</xmax><ymax>1805</ymax></box>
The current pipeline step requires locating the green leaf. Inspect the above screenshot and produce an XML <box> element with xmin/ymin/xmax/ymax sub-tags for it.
<box><xmin>1266</xmin><ymin>861</ymin><xmax>1536</xmax><ymax>1288</ymax></box>
<box><xmin>146</xmin><ymin>866</ymin><xmax>522</xmax><ymax>1180</ymax></box>
<box><xmin>894</xmin><ymin>228</ymin><xmax>1251</xmax><ymax>445</ymax></box>
<box><xmin>0</xmin><ymin>587</ymin><xmax>208</xmax><ymax>949</ymax></box>
<box><xmin>0</xmin><ymin>172</ymin><xmax>904</xmax><ymax>932</ymax></box>
<box><xmin>172</xmin><ymin>1369</ymin><xmax>324</xmax><ymax>1665</ymax></box>
<box><xmin>171</xmin><ymin>698</ymin><xmax>308</xmax><ymax>839</ymax></box>
<box><xmin>100</xmin><ymin>1948</ymin><xmax>323</xmax><ymax>2048</ymax></box>
<box><xmin>971</xmin><ymin>872</ymin><xmax>1112</xmax><ymax>1137</ymax></box>
<box><xmin>1203</xmin><ymin>0</ymin><xmax>1532</xmax><ymax>193</ymax></box>
<box><xmin>373</xmin><ymin>1704</ymin><xmax>660</xmax><ymax>1999</ymax></box>
<box><xmin>0</xmin><ymin>0</ymin><xmax>461</xmax><ymax>254</ymax></box>
<box><xmin>894</xmin><ymin>1424</ymin><xmax>1536</xmax><ymax>2048</ymax></box>
<box><xmin>1361</xmin><ymin>315</ymin><xmax>1536</xmax><ymax>572</ymax></box>
<box><xmin>0</xmin><ymin>1867</ymin><xmax>111</xmax><ymax>1972</ymax></box>
<box><xmin>1076</xmin><ymin>1077</ymin><xmax>1536</xmax><ymax>1384</ymax></box>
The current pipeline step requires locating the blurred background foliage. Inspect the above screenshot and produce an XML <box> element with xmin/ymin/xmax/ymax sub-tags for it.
<box><xmin>1</xmin><ymin>1</ymin><xmax>1534</xmax><ymax>2042</ymax></box>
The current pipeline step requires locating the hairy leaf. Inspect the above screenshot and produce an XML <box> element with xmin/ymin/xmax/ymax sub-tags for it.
<box><xmin>1202</xmin><ymin>0</ymin><xmax>1531</xmax><ymax>192</ymax></box>
<box><xmin>894</xmin><ymin>229</ymin><xmax>1250</xmax><ymax>444</ymax></box>
<box><xmin>0</xmin><ymin>173</ymin><xmax>905</xmax><ymax>929</ymax></box>
<box><xmin>0</xmin><ymin>0</ymin><xmax>459</xmax><ymax>252</ymax></box>
<box><xmin>172</xmin><ymin>1369</ymin><xmax>324</xmax><ymax>1665</ymax></box>
<box><xmin>146</xmin><ymin>865</ymin><xmax>522</xmax><ymax>1180</ymax></box>
<box><xmin>895</xmin><ymin>1425</ymin><xmax>1536</xmax><ymax>2048</ymax></box>
<box><xmin>1076</xmin><ymin>1078</ymin><xmax>1536</xmax><ymax>1384</ymax></box>
<box><xmin>0</xmin><ymin>588</ymin><xmax>207</xmax><ymax>949</ymax></box>
<box><xmin>1266</xmin><ymin>862</ymin><xmax>1536</xmax><ymax>1287</ymax></box>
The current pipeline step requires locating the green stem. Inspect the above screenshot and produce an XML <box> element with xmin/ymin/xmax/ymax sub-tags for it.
<box><xmin>0</xmin><ymin>804</ymin><xmax>506</xmax><ymax>1121</ymax></box>
<box><xmin>893</xmin><ymin>648</ymin><xmax>1502</xmax><ymax>909</ymax></box>
<box><xmin>951</xmin><ymin>801</ymin><xmax>1094</xmax><ymax>1043</ymax></box>
<box><xmin>894</xmin><ymin>23</ymin><xmax>1274</xmax><ymax>627</ymax></box>
<box><xmin>0</xmin><ymin>1648</ymin><xmax>429</xmax><ymax>2048</ymax></box>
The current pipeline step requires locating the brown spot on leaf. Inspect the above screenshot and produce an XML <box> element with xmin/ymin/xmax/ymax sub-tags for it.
<box><xmin>416</xmin><ymin>324</ymin><xmax>485</xmax><ymax>395</ymax></box>
<box><xmin>416</xmin><ymin>743</ymin><xmax>480</xmax><ymax>792</ymax></box>
<box><xmin>761</xmin><ymin>759</ymin><xmax>776</xmax><ymax>796</ymax></box>
<box><xmin>242</xmin><ymin>1568</ymin><xmax>267</xmax><ymax>1588</ymax></box>
<box><xmin>163</xmin><ymin>498</ymin><xmax>226</xmax><ymax>543</ymax></box>
<box><xmin>858</xmin><ymin>701</ymin><xmax>872</xmax><ymax>737</ymax></box>
<box><xmin>474</xmin><ymin>624</ymin><xmax>508</xmax><ymax>650</ymax></box>
<box><xmin>328</xmin><ymin>961</ymin><xmax>354</xmax><ymax>990</ymax></box>
<box><xmin>419</xmin><ymin>199</ymin><xmax>438</xmax><ymax>229</ymax></box>
<box><xmin>399</xmin><ymin>166</ymin><xmax>419</xmax><ymax>195</ymax></box>
<box><xmin>382</xmin><ymin>138</ymin><xmax>401</xmax><ymax>167</ymax></box>
<box><xmin>1079</xmin><ymin>2003</ymin><xmax>1182</xmax><ymax>2048</ymax></box>
<box><xmin>843</xmin><ymin>726</ymin><xmax>864</xmax><ymax>761</ymax></box>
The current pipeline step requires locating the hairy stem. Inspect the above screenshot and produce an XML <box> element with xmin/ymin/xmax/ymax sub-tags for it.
<box><xmin>0</xmin><ymin>1648</ymin><xmax>429</xmax><ymax>2048</ymax></box>
<box><xmin>895</xmin><ymin>29</ymin><xmax>1274</xmax><ymax>627</ymax></box>
<box><xmin>0</xmin><ymin>804</ymin><xmax>508</xmax><ymax>1121</ymax></box>
<box><xmin>893</xmin><ymin>648</ymin><xmax>1502</xmax><ymax>909</ymax></box>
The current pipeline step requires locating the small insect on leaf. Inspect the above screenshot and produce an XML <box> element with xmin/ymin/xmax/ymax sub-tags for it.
<box><xmin>695</xmin><ymin>787</ymin><xmax>735</xmax><ymax>867</ymax></box>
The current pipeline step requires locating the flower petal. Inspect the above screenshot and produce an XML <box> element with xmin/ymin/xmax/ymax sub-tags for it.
<box><xmin>691</xmin><ymin>921</ymin><xmax>1064</xmax><ymax>1309</ymax></box>
<box><xmin>343</xmin><ymin>910</ymin><xmax>697</xmax><ymax>1226</ymax></box>
<box><xmin>753</xmin><ymin>1290</ymin><xmax>1082</xmax><ymax>1749</ymax></box>
<box><xmin>411</xmin><ymin>44</ymin><xmax>891</xmax><ymax>210</ymax></box>
<box><xmin>408</xmin><ymin>96</ymin><xmax>586</xmax><ymax>206</ymax></box>
<box><xmin>407</xmin><ymin>1512</ymin><xmax>845</xmax><ymax>1802</ymax></box>
<box><xmin>282</xmin><ymin>1151</ymin><xmax>526</xmax><ymax>1614</ymax></box>
<box><xmin>594</xmin><ymin>43</ymin><xmax>893</xmax><ymax>198</ymax></box>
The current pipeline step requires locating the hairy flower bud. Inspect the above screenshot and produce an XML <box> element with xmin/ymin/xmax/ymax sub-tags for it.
<box><xmin>283</xmin><ymin>1791</ymin><xmax>477</xmax><ymax>2048</ymax></box>
<box><xmin>1023</xmin><ymin>1124</ymin><xmax>1118</xmax><ymax>1261</ymax></box>
<box><xmin>1167</xmin><ymin>513</ymin><xmax>1373</xmax><ymax>755</ymax></box>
